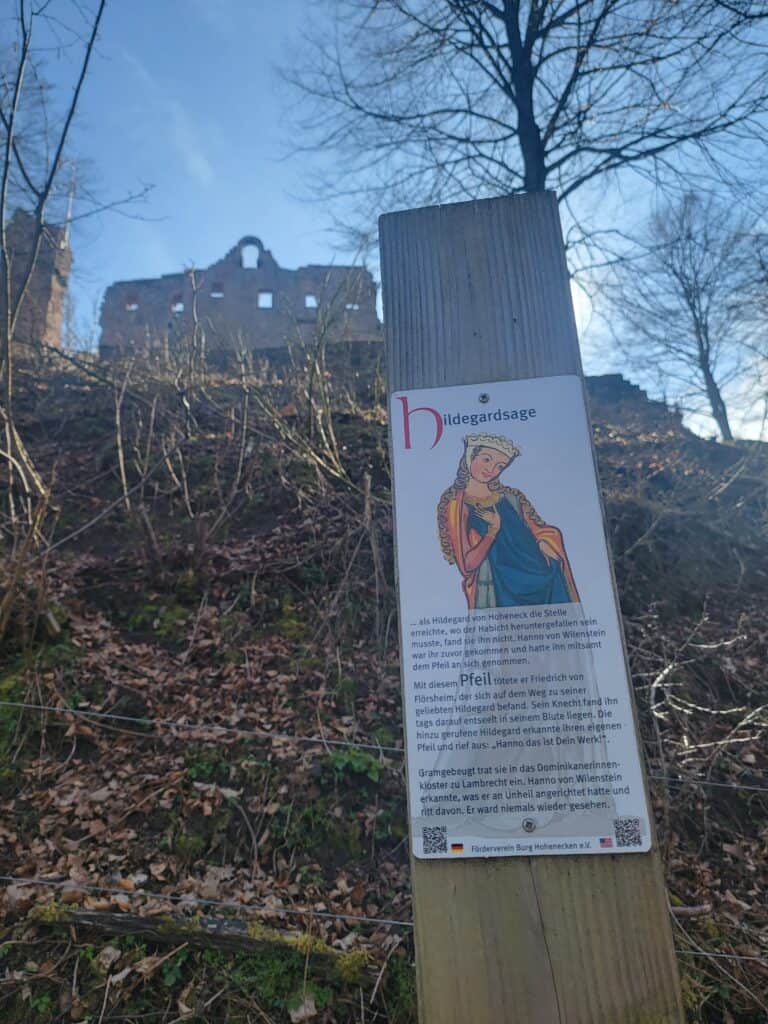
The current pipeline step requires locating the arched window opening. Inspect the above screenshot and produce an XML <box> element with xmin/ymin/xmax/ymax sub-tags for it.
<box><xmin>241</xmin><ymin>244</ymin><xmax>259</xmax><ymax>269</ymax></box>
<box><xmin>210</xmin><ymin>283</ymin><xmax>224</xmax><ymax>299</ymax></box>
<box><xmin>304</xmin><ymin>293</ymin><xmax>318</xmax><ymax>309</ymax></box>
<box><xmin>171</xmin><ymin>294</ymin><xmax>184</xmax><ymax>315</ymax></box>
<box><xmin>258</xmin><ymin>290</ymin><xmax>273</xmax><ymax>309</ymax></box>
<box><xmin>125</xmin><ymin>296</ymin><xmax>139</xmax><ymax>312</ymax></box>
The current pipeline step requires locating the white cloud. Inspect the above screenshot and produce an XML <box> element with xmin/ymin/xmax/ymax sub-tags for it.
<box><xmin>166</xmin><ymin>97</ymin><xmax>214</xmax><ymax>187</ymax></box>
<box><xmin>122</xmin><ymin>51</ymin><xmax>214</xmax><ymax>188</ymax></box>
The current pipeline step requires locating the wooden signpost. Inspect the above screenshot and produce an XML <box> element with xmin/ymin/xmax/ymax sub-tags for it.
<box><xmin>380</xmin><ymin>193</ymin><xmax>683</xmax><ymax>1023</ymax></box>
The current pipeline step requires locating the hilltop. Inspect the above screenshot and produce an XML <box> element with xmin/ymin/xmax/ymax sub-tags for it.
<box><xmin>0</xmin><ymin>355</ymin><xmax>766</xmax><ymax>1023</ymax></box>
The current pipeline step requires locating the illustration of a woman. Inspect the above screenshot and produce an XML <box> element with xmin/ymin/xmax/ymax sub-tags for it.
<box><xmin>437</xmin><ymin>434</ymin><xmax>579</xmax><ymax>609</ymax></box>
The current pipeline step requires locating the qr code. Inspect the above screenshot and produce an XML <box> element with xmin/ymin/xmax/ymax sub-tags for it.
<box><xmin>422</xmin><ymin>826</ymin><xmax>448</xmax><ymax>854</ymax></box>
<box><xmin>614</xmin><ymin>817</ymin><xmax>642</xmax><ymax>848</ymax></box>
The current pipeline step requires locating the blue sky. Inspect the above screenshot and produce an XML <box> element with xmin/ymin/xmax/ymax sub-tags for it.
<box><xmin>39</xmin><ymin>0</ymin><xmax>597</xmax><ymax>348</ymax></box>
<box><xmin>51</xmin><ymin>1</ymin><xmax>339</xmax><ymax>337</ymax></box>
<box><xmin>24</xmin><ymin>1</ymin><xmax>764</xmax><ymax>436</ymax></box>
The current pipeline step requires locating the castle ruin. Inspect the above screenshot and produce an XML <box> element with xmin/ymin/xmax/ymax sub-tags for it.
<box><xmin>99</xmin><ymin>236</ymin><xmax>381</xmax><ymax>359</ymax></box>
<box><xmin>1</xmin><ymin>209</ymin><xmax>72</xmax><ymax>355</ymax></box>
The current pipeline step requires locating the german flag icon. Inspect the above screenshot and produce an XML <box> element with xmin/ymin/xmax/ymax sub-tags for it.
<box><xmin>450</xmin><ymin>843</ymin><xmax>464</xmax><ymax>853</ymax></box>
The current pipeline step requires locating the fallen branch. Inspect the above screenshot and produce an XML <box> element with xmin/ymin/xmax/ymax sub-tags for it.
<box><xmin>32</xmin><ymin>907</ymin><xmax>370</xmax><ymax>985</ymax></box>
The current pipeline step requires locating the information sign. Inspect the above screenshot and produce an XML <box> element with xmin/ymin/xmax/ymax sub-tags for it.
<box><xmin>390</xmin><ymin>374</ymin><xmax>651</xmax><ymax>858</ymax></box>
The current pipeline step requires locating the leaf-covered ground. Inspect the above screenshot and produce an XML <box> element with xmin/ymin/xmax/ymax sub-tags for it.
<box><xmin>0</xmin><ymin>358</ymin><xmax>766</xmax><ymax>1022</ymax></box>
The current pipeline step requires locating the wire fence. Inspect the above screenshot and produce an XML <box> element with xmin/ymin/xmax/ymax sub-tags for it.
<box><xmin>0</xmin><ymin>874</ymin><xmax>412</xmax><ymax>930</ymax></box>
<box><xmin>2</xmin><ymin>697</ymin><xmax>767</xmax><ymax>979</ymax></box>
<box><xmin>1</xmin><ymin>699</ymin><xmax>766</xmax><ymax>795</ymax></box>
<box><xmin>1</xmin><ymin>873</ymin><xmax>765</xmax><ymax>969</ymax></box>
<box><xmin>0</xmin><ymin>700</ymin><xmax>405</xmax><ymax>754</ymax></box>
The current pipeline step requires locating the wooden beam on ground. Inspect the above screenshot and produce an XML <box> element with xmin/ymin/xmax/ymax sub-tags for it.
<box><xmin>380</xmin><ymin>192</ymin><xmax>683</xmax><ymax>1024</ymax></box>
<box><xmin>32</xmin><ymin>907</ymin><xmax>345</xmax><ymax>972</ymax></box>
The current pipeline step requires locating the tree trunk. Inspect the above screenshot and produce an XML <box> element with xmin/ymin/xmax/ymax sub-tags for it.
<box><xmin>503</xmin><ymin>2</ymin><xmax>547</xmax><ymax>192</ymax></box>
<box><xmin>701</xmin><ymin>361</ymin><xmax>733</xmax><ymax>441</ymax></box>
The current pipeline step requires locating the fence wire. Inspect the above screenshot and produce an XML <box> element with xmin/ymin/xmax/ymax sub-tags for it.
<box><xmin>2</xmin><ymin>699</ymin><xmax>766</xmax><ymax>795</ymax></box>
<box><xmin>2</xmin><ymin>699</ymin><xmax>766</xmax><ymax>979</ymax></box>
<box><xmin>0</xmin><ymin>874</ymin><xmax>413</xmax><ymax>930</ymax></box>
<box><xmin>1</xmin><ymin>873</ymin><xmax>766</xmax><ymax>968</ymax></box>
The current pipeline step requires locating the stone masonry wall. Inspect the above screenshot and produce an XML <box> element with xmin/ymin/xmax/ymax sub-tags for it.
<box><xmin>99</xmin><ymin>236</ymin><xmax>381</xmax><ymax>359</ymax></box>
<box><xmin>1</xmin><ymin>209</ymin><xmax>72</xmax><ymax>354</ymax></box>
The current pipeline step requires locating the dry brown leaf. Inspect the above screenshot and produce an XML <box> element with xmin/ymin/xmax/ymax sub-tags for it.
<box><xmin>95</xmin><ymin>945</ymin><xmax>122</xmax><ymax>972</ymax></box>
<box><xmin>83</xmin><ymin>896</ymin><xmax>112</xmax><ymax>911</ymax></box>
<box><xmin>134</xmin><ymin>955</ymin><xmax>161</xmax><ymax>977</ymax></box>
<box><xmin>177</xmin><ymin>981</ymin><xmax>197</xmax><ymax>1018</ymax></box>
<box><xmin>289</xmin><ymin>992</ymin><xmax>318</xmax><ymax>1023</ymax></box>
<box><xmin>3</xmin><ymin>884</ymin><xmax>34</xmax><ymax>912</ymax></box>
<box><xmin>60</xmin><ymin>884</ymin><xmax>87</xmax><ymax>905</ymax></box>
<box><xmin>723</xmin><ymin>889</ymin><xmax>751</xmax><ymax>911</ymax></box>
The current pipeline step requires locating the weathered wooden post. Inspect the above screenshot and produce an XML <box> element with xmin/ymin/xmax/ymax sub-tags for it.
<box><xmin>380</xmin><ymin>192</ymin><xmax>683</xmax><ymax>1024</ymax></box>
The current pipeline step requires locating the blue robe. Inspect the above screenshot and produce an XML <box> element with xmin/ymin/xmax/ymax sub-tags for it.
<box><xmin>467</xmin><ymin>495</ymin><xmax>571</xmax><ymax>607</ymax></box>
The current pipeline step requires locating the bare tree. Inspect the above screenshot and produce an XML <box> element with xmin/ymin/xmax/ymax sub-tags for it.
<box><xmin>285</xmin><ymin>1</ymin><xmax>768</xmax><ymax>251</ymax></box>
<box><xmin>601</xmin><ymin>193</ymin><xmax>763</xmax><ymax>441</ymax></box>
<box><xmin>0</xmin><ymin>1</ymin><xmax>108</xmax><ymax>524</ymax></box>
<box><xmin>0</xmin><ymin>0</ymin><xmax>108</xmax><ymax>640</ymax></box>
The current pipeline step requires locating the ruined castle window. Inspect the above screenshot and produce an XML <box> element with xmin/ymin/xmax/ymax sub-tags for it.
<box><xmin>242</xmin><ymin>244</ymin><xmax>259</xmax><ymax>269</ymax></box>
<box><xmin>258</xmin><ymin>290</ymin><xmax>273</xmax><ymax>309</ymax></box>
<box><xmin>125</xmin><ymin>296</ymin><xmax>139</xmax><ymax>312</ymax></box>
<box><xmin>171</xmin><ymin>294</ymin><xmax>184</xmax><ymax>315</ymax></box>
<box><xmin>345</xmin><ymin>302</ymin><xmax>361</xmax><ymax>311</ymax></box>
<box><xmin>210</xmin><ymin>283</ymin><xmax>224</xmax><ymax>299</ymax></box>
<box><xmin>304</xmin><ymin>294</ymin><xmax>318</xmax><ymax>309</ymax></box>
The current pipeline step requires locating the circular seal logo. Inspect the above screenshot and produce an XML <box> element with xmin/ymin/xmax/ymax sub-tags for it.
<box><xmin>522</xmin><ymin>818</ymin><xmax>537</xmax><ymax>834</ymax></box>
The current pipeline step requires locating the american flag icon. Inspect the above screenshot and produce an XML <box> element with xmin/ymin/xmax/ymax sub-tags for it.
<box><xmin>599</xmin><ymin>837</ymin><xmax>614</xmax><ymax>848</ymax></box>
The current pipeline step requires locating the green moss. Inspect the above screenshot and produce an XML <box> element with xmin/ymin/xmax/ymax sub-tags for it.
<box><xmin>373</xmin><ymin>808</ymin><xmax>407</xmax><ymax>842</ymax></box>
<box><xmin>334</xmin><ymin>675</ymin><xmax>357</xmax><ymax>711</ymax></box>
<box><xmin>0</xmin><ymin>670</ymin><xmax>24</xmax><ymax>791</ymax></box>
<box><xmin>0</xmin><ymin>637</ymin><xmax>85</xmax><ymax>789</ymax></box>
<box><xmin>39</xmin><ymin>637</ymin><xmax>81</xmax><ymax>673</ymax></box>
<box><xmin>275</xmin><ymin>595</ymin><xmax>307</xmax><ymax>640</ymax></box>
<box><xmin>335</xmin><ymin>948</ymin><xmax>369</xmax><ymax>984</ymax></box>
<box><xmin>173</xmin><ymin>832</ymin><xmax>206</xmax><ymax>863</ymax></box>
<box><xmin>243</xmin><ymin>919</ymin><xmax>336</xmax><ymax>963</ymax></box>
<box><xmin>246</xmin><ymin>919</ymin><xmax>273</xmax><ymax>942</ymax></box>
<box><xmin>289</xmin><ymin>648</ymin><xmax>323</xmax><ymax>675</ymax></box>
<box><xmin>288</xmin><ymin>933</ymin><xmax>335</xmax><ymax>958</ymax></box>
<box><xmin>382</xmin><ymin>955</ymin><xmax>417</xmax><ymax>1024</ymax></box>
<box><xmin>156</xmin><ymin>914</ymin><xmax>202</xmax><ymax>938</ymax></box>
<box><xmin>373</xmin><ymin>724</ymin><xmax>397</xmax><ymax>747</ymax></box>
<box><xmin>271</xmin><ymin>799</ymin><xmax>363</xmax><ymax>863</ymax></box>
<box><xmin>679</xmin><ymin>973</ymin><xmax>701</xmax><ymax>1013</ymax></box>
<box><xmin>28</xmin><ymin>901</ymin><xmax>67</xmax><ymax>924</ymax></box>
<box><xmin>127</xmin><ymin>602</ymin><xmax>189</xmax><ymax>638</ymax></box>
<box><xmin>226</xmin><ymin>946</ymin><xmax>311</xmax><ymax>1011</ymax></box>
<box><xmin>184</xmin><ymin>745</ymin><xmax>228</xmax><ymax>783</ymax></box>
<box><xmin>327</xmin><ymin>817</ymin><xmax>363</xmax><ymax>860</ymax></box>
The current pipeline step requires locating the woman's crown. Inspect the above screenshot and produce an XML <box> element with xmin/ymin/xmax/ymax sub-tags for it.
<box><xmin>464</xmin><ymin>434</ymin><xmax>520</xmax><ymax>461</ymax></box>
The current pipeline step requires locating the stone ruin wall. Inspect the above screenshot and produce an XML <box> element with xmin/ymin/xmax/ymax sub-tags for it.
<box><xmin>99</xmin><ymin>236</ymin><xmax>381</xmax><ymax>359</ymax></box>
<box><xmin>1</xmin><ymin>209</ymin><xmax>72</xmax><ymax>354</ymax></box>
